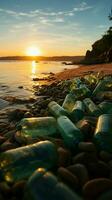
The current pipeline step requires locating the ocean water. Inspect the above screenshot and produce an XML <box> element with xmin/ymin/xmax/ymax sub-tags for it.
<box><xmin>0</xmin><ymin>61</ymin><xmax>79</xmax><ymax>99</ymax></box>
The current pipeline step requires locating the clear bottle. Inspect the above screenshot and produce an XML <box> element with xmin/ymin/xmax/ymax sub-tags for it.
<box><xmin>57</xmin><ymin>116</ymin><xmax>83</xmax><ymax>150</ymax></box>
<box><xmin>94</xmin><ymin>114</ymin><xmax>112</xmax><ymax>153</ymax></box>
<box><xmin>19</xmin><ymin>117</ymin><xmax>58</xmax><ymax>138</ymax></box>
<box><xmin>24</xmin><ymin>168</ymin><xmax>82</xmax><ymax>200</ymax></box>
<box><xmin>70</xmin><ymin>101</ymin><xmax>85</xmax><ymax>122</ymax></box>
<box><xmin>0</xmin><ymin>141</ymin><xmax>58</xmax><ymax>183</ymax></box>
<box><xmin>48</xmin><ymin>101</ymin><xmax>69</xmax><ymax>118</ymax></box>
<box><xmin>62</xmin><ymin>93</ymin><xmax>76</xmax><ymax>112</ymax></box>
<box><xmin>83</xmin><ymin>98</ymin><xmax>102</xmax><ymax>117</ymax></box>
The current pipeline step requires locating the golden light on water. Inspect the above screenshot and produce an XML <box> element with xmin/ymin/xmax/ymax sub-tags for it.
<box><xmin>32</xmin><ymin>61</ymin><xmax>37</xmax><ymax>75</ymax></box>
<box><xmin>26</xmin><ymin>46</ymin><xmax>41</xmax><ymax>56</ymax></box>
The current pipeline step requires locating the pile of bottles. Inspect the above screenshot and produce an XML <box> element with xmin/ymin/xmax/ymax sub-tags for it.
<box><xmin>0</xmin><ymin>73</ymin><xmax>112</xmax><ymax>200</ymax></box>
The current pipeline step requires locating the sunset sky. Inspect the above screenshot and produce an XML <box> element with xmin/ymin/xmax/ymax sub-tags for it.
<box><xmin>0</xmin><ymin>0</ymin><xmax>111</xmax><ymax>56</ymax></box>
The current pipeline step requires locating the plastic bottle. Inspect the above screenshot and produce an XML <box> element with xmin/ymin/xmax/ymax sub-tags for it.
<box><xmin>48</xmin><ymin>101</ymin><xmax>69</xmax><ymax>118</ymax></box>
<box><xmin>57</xmin><ymin>116</ymin><xmax>83</xmax><ymax>150</ymax></box>
<box><xmin>19</xmin><ymin>117</ymin><xmax>58</xmax><ymax>138</ymax></box>
<box><xmin>70</xmin><ymin>101</ymin><xmax>85</xmax><ymax>122</ymax></box>
<box><xmin>0</xmin><ymin>141</ymin><xmax>58</xmax><ymax>183</ymax></box>
<box><xmin>83</xmin><ymin>98</ymin><xmax>102</xmax><ymax>117</ymax></box>
<box><xmin>24</xmin><ymin>168</ymin><xmax>82</xmax><ymax>200</ymax></box>
<box><xmin>92</xmin><ymin>78</ymin><xmax>112</xmax><ymax>96</ymax></box>
<box><xmin>94</xmin><ymin>114</ymin><xmax>112</xmax><ymax>153</ymax></box>
<box><xmin>62</xmin><ymin>93</ymin><xmax>76</xmax><ymax>112</ymax></box>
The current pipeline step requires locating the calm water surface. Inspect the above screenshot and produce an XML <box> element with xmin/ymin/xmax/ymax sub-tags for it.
<box><xmin>0</xmin><ymin>61</ymin><xmax>79</xmax><ymax>98</ymax></box>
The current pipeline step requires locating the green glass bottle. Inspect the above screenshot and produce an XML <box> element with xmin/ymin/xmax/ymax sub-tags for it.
<box><xmin>70</xmin><ymin>78</ymin><xmax>82</xmax><ymax>90</ymax></box>
<box><xmin>94</xmin><ymin>114</ymin><xmax>112</xmax><ymax>153</ymax></box>
<box><xmin>70</xmin><ymin>85</ymin><xmax>91</xmax><ymax>99</ymax></box>
<box><xmin>48</xmin><ymin>101</ymin><xmax>69</xmax><ymax>118</ymax></box>
<box><xmin>83</xmin><ymin>98</ymin><xmax>102</xmax><ymax>117</ymax></box>
<box><xmin>62</xmin><ymin>93</ymin><xmax>76</xmax><ymax>112</ymax></box>
<box><xmin>57</xmin><ymin>116</ymin><xmax>83</xmax><ymax>150</ymax></box>
<box><xmin>98</xmin><ymin>101</ymin><xmax>112</xmax><ymax>114</ymax></box>
<box><xmin>24</xmin><ymin>168</ymin><xmax>82</xmax><ymax>200</ymax></box>
<box><xmin>19</xmin><ymin>117</ymin><xmax>58</xmax><ymax>138</ymax></box>
<box><xmin>92</xmin><ymin>78</ymin><xmax>112</xmax><ymax>96</ymax></box>
<box><xmin>84</xmin><ymin>74</ymin><xmax>98</xmax><ymax>85</ymax></box>
<box><xmin>0</xmin><ymin>141</ymin><xmax>58</xmax><ymax>183</ymax></box>
<box><xmin>70</xmin><ymin>101</ymin><xmax>85</xmax><ymax>122</ymax></box>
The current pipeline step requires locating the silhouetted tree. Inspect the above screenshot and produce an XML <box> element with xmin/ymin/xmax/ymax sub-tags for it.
<box><xmin>109</xmin><ymin>9</ymin><xmax>112</xmax><ymax>20</ymax></box>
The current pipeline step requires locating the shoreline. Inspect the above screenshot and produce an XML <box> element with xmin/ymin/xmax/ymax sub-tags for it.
<box><xmin>54</xmin><ymin>63</ymin><xmax>112</xmax><ymax>81</ymax></box>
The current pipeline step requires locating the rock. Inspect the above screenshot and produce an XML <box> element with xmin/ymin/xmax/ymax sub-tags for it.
<box><xmin>14</xmin><ymin>131</ymin><xmax>27</xmax><ymax>145</ymax></box>
<box><xmin>76</xmin><ymin>118</ymin><xmax>96</xmax><ymax>139</ymax></box>
<box><xmin>0</xmin><ymin>99</ymin><xmax>9</xmax><ymax>109</ymax></box>
<box><xmin>97</xmin><ymin>190</ymin><xmax>112</xmax><ymax>200</ymax></box>
<box><xmin>12</xmin><ymin>180</ymin><xmax>26</xmax><ymax>197</ymax></box>
<box><xmin>24</xmin><ymin>112</ymin><xmax>33</xmax><ymax>118</ymax></box>
<box><xmin>67</xmin><ymin>164</ymin><xmax>89</xmax><ymax>186</ymax></box>
<box><xmin>0</xmin><ymin>181</ymin><xmax>11</xmax><ymax>195</ymax></box>
<box><xmin>8</xmin><ymin>109</ymin><xmax>27</xmax><ymax>121</ymax></box>
<box><xmin>87</xmin><ymin>161</ymin><xmax>110</xmax><ymax>179</ymax></box>
<box><xmin>0</xmin><ymin>140</ymin><xmax>18</xmax><ymax>151</ymax></box>
<box><xmin>72</xmin><ymin>152</ymin><xmax>98</xmax><ymax>166</ymax></box>
<box><xmin>57</xmin><ymin>147</ymin><xmax>71</xmax><ymax>167</ymax></box>
<box><xmin>57</xmin><ymin>167</ymin><xmax>79</xmax><ymax>189</ymax></box>
<box><xmin>99</xmin><ymin>151</ymin><xmax>112</xmax><ymax>162</ymax></box>
<box><xmin>18</xmin><ymin>86</ymin><xmax>23</xmax><ymax>89</ymax></box>
<box><xmin>0</xmin><ymin>136</ymin><xmax>6</xmax><ymax>144</ymax></box>
<box><xmin>83</xmin><ymin>178</ymin><xmax>112</xmax><ymax>199</ymax></box>
<box><xmin>78</xmin><ymin>142</ymin><xmax>96</xmax><ymax>152</ymax></box>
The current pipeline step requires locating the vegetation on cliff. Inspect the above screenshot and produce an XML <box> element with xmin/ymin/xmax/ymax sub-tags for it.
<box><xmin>83</xmin><ymin>10</ymin><xmax>112</xmax><ymax>64</ymax></box>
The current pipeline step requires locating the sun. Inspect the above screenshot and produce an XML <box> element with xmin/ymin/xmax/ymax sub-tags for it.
<box><xmin>26</xmin><ymin>46</ymin><xmax>41</xmax><ymax>56</ymax></box>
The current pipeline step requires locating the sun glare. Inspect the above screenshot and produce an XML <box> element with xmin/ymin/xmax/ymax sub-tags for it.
<box><xmin>26</xmin><ymin>46</ymin><xmax>41</xmax><ymax>56</ymax></box>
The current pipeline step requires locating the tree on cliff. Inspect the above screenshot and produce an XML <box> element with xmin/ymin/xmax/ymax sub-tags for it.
<box><xmin>83</xmin><ymin>10</ymin><xmax>112</xmax><ymax>64</ymax></box>
<box><xmin>109</xmin><ymin>9</ymin><xmax>112</xmax><ymax>20</ymax></box>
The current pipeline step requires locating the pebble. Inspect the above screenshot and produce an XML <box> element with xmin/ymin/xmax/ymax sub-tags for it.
<box><xmin>99</xmin><ymin>151</ymin><xmax>112</xmax><ymax>162</ymax></box>
<box><xmin>57</xmin><ymin>147</ymin><xmax>71</xmax><ymax>167</ymax></box>
<box><xmin>0</xmin><ymin>136</ymin><xmax>6</xmax><ymax>145</ymax></box>
<box><xmin>67</xmin><ymin>164</ymin><xmax>89</xmax><ymax>186</ymax></box>
<box><xmin>97</xmin><ymin>190</ymin><xmax>112</xmax><ymax>200</ymax></box>
<box><xmin>57</xmin><ymin>167</ymin><xmax>79</xmax><ymax>189</ymax></box>
<box><xmin>72</xmin><ymin>152</ymin><xmax>98</xmax><ymax>166</ymax></box>
<box><xmin>12</xmin><ymin>180</ymin><xmax>26</xmax><ymax>197</ymax></box>
<box><xmin>83</xmin><ymin>178</ymin><xmax>112</xmax><ymax>199</ymax></box>
<box><xmin>0</xmin><ymin>140</ymin><xmax>18</xmax><ymax>152</ymax></box>
<box><xmin>78</xmin><ymin>142</ymin><xmax>96</xmax><ymax>152</ymax></box>
<box><xmin>87</xmin><ymin>160</ymin><xmax>110</xmax><ymax>179</ymax></box>
<box><xmin>14</xmin><ymin>131</ymin><xmax>27</xmax><ymax>145</ymax></box>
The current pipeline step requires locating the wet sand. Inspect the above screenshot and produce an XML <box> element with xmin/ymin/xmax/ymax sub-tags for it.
<box><xmin>55</xmin><ymin>63</ymin><xmax>112</xmax><ymax>80</ymax></box>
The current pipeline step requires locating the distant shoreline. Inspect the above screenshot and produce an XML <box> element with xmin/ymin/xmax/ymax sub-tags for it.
<box><xmin>0</xmin><ymin>55</ymin><xmax>84</xmax><ymax>62</ymax></box>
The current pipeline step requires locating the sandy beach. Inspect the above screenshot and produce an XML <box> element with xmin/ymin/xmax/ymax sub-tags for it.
<box><xmin>55</xmin><ymin>63</ymin><xmax>112</xmax><ymax>80</ymax></box>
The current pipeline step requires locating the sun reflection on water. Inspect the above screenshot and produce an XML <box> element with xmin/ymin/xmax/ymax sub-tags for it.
<box><xmin>31</xmin><ymin>61</ymin><xmax>37</xmax><ymax>79</ymax></box>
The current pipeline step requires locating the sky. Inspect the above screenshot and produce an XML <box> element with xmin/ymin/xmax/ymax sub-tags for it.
<box><xmin>0</xmin><ymin>0</ymin><xmax>111</xmax><ymax>56</ymax></box>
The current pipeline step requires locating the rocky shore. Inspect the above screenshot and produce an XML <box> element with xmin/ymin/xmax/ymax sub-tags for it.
<box><xmin>0</xmin><ymin>64</ymin><xmax>112</xmax><ymax>200</ymax></box>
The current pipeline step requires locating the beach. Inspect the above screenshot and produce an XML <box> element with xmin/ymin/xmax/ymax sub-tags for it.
<box><xmin>55</xmin><ymin>63</ymin><xmax>112</xmax><ymax>81</ymax></box>
<box><xmin>0</xmin><ymin>62</ymin><xmax>112</xmax><ymax>200</ymax></box>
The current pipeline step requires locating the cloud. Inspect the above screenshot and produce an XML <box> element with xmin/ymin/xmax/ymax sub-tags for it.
<box><xmin>0</xmin><ymin>2</ymin><xmax>93</xmax><ymax>20</ymax></box>
<box><xmin>73</xmin><ymin>2</ymin><xmax>93</xmax><ymax>12</ymax></box>
<box><xmin>97</xmin><ymin>25</ymin><xmax>108</xmax><ymax>29</ymax></box>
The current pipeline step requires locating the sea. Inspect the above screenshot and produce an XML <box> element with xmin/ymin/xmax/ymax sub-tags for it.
<box><xmin>0</xmin><ymin>61</ymin><xmax>79</xmax><ymax>99</ymax></box>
